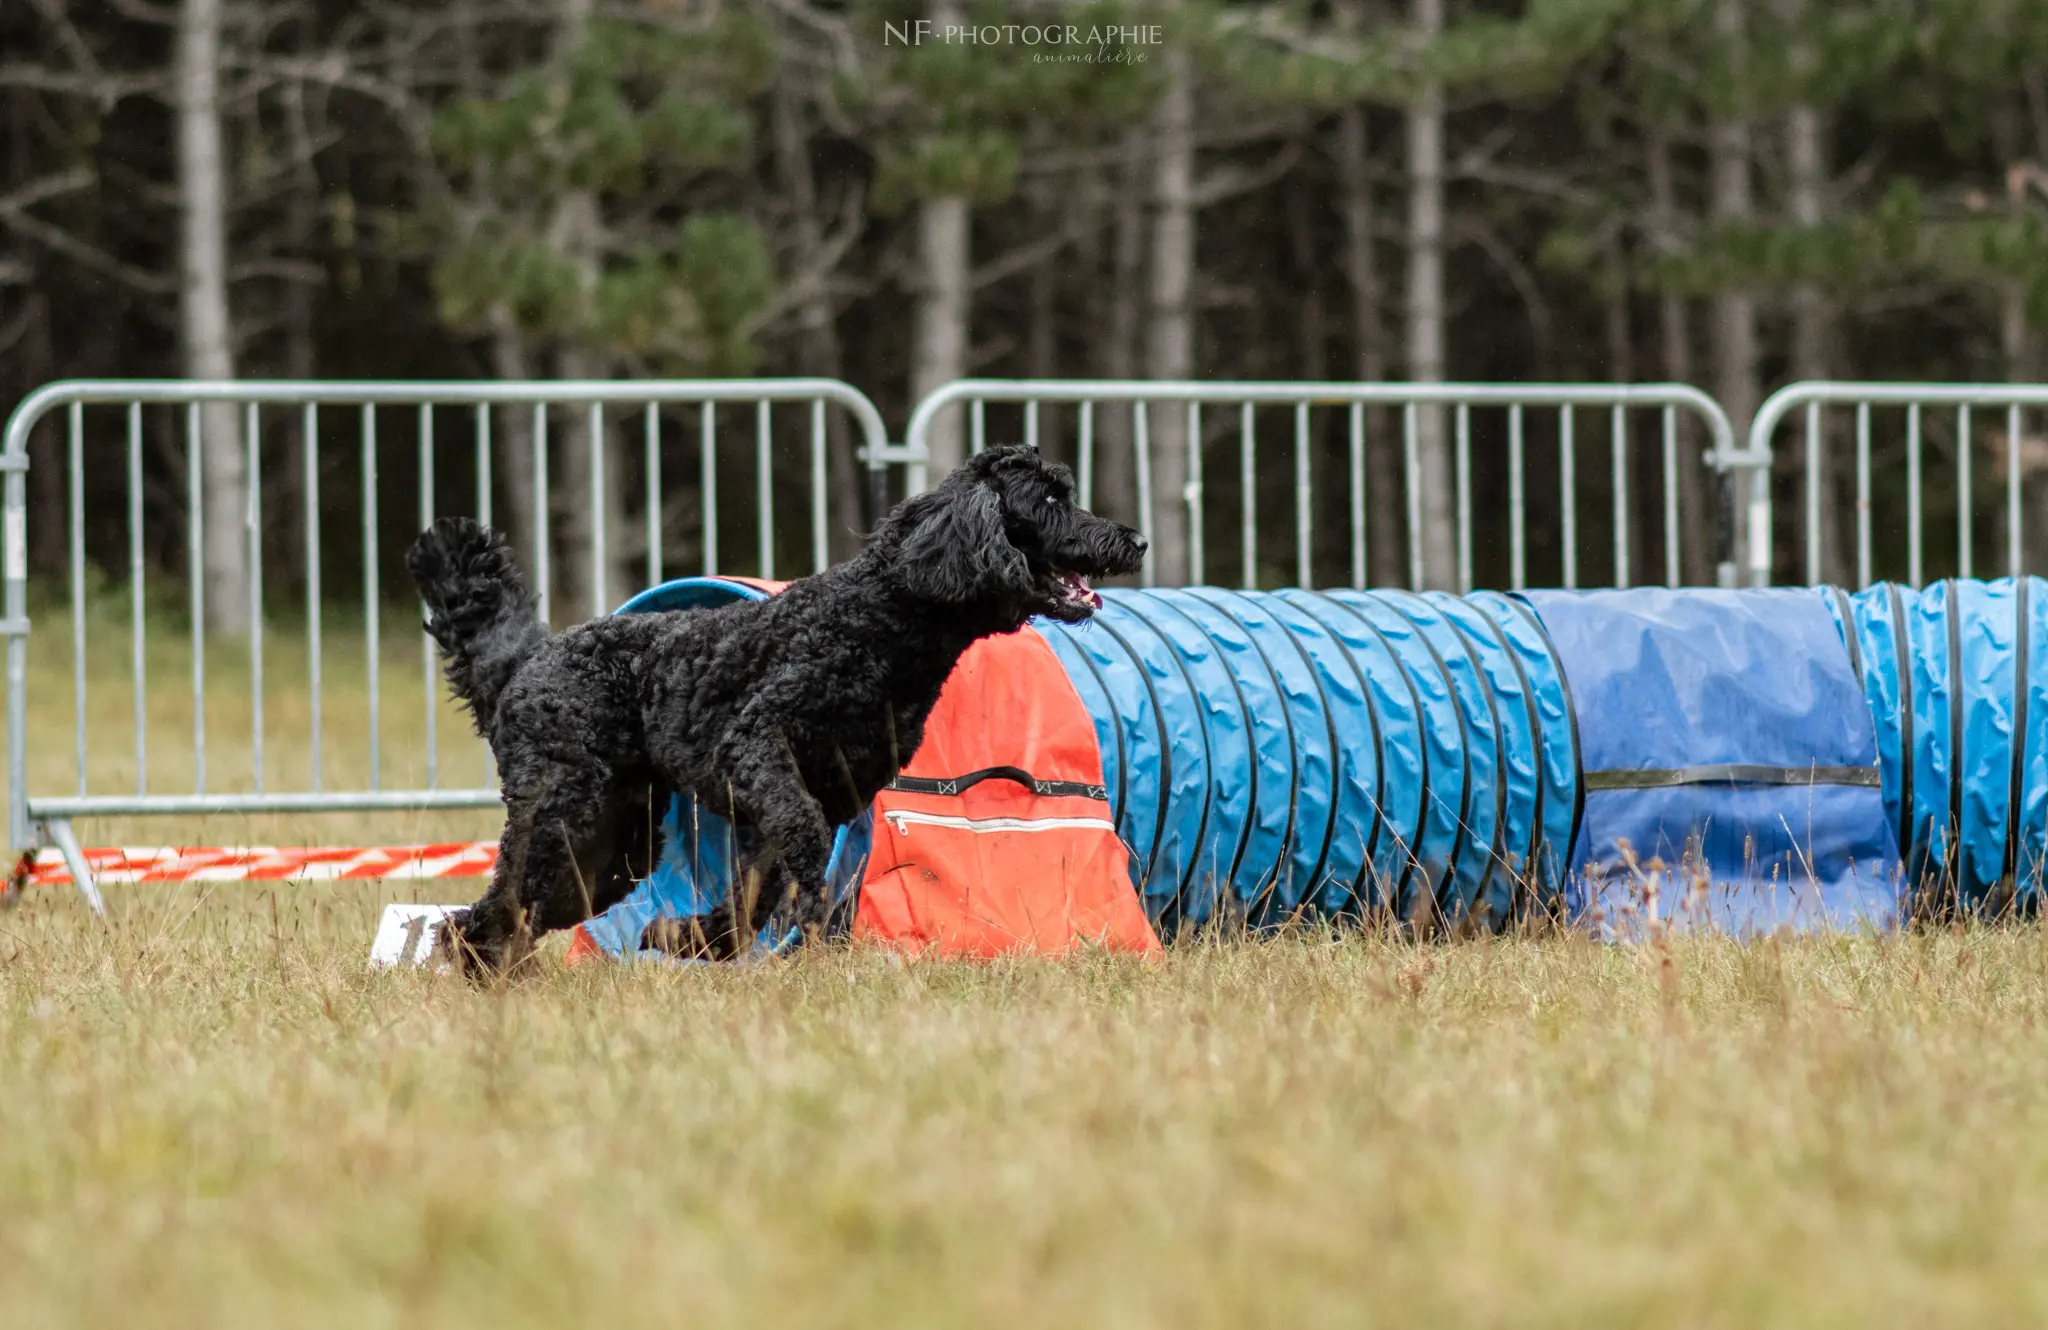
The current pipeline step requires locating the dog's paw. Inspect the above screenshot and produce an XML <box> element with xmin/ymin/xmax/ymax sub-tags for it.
<box><xmin>640</xmin><ymin>911</ymin><xmax>742</xmax><ymax>961</ymax></box>
<box><xmin>431</xmin><ymin>906</ymin><xmax>482</xmax><ymax>975</ymax></box>
<box><xmin>433</xmin><ymin>905</ymin><xmax>538</xmax><ymax>981</ymax></box>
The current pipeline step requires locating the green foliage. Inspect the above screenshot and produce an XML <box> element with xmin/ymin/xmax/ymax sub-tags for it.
<box><xmin>874</xmin><ymin>131</ymin><xmax>1021</xmax><ymax>212</ymax></box>
<box><xmin>852</xmin><ymin>0</ymin><xmax>1156</xmax><ymax>206</ymax></box>
<box><xmin>426</xmin><ymin>13</ymin><xmax>775</xmax><ymax>373</ymax></box>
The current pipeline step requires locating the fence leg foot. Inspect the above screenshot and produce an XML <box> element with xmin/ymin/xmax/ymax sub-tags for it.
<box><xmin>45</xmin><ymin>820</ymin><xmax>106</xmax><ymax>918</ymax></box>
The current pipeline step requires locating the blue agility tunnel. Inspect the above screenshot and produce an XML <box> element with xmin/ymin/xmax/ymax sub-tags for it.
<box><xmin>583</xmin><ymin>577</ymin><xmax>2048</xmax><ymax>954</ymax></box>
<box><xmin>1041</xmin><ymin>579</ymin><xmax>2048</xmax><ymax>937</ymax></box>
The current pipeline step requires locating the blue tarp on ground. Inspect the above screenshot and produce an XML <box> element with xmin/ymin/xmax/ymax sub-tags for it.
<box><xmin>1526</xmin><ymin>587</ymin><xmax>1902</xmax><ymax>935</ymax></box>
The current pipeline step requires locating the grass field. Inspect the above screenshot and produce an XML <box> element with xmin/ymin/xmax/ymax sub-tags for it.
<box><xmin>9</xmin><ymin>608</ymin><xmax>2048</xmax><ymax>1325</ymax></box>
<box><xmin>7</xmin><ymin>895</ymin><xmax>2048</xmax><ymax>1328</ymax></box>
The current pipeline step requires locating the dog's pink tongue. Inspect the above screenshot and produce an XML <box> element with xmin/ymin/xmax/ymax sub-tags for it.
<box><xmin>1063</xmin><ymin>571</ymin><xmax>1102</xmax><ymax>609</ymax></box>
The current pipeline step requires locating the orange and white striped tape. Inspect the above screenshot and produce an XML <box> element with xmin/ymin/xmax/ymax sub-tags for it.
<box><xmin>18</xmin><ymin>843</ymin><xmax>498</xmax><ymax>888</ymax></box>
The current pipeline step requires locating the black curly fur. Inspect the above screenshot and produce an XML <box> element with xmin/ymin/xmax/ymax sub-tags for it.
<box><xmin>408</xmin><ymin>445</ymin><xmax>1146</xmax><ymax>974</ymax></box>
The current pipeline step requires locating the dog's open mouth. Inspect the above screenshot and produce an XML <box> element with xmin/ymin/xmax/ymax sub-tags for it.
<box><xmin>1054</xmin><ymin>569</ymin><xmax>1102</xmax><ymax>611</ymax></box>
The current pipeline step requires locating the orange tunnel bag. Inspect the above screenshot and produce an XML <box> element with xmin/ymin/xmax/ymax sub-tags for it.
<box><xmin>852</xmin><ymin>630</ymin><xmax>1161</xmax><ymax>956</ymax></box>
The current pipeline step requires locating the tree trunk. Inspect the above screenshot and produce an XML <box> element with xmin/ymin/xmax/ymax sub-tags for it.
<box><xmin>909</xmin><ymin>0</ymin><xmax>970</xmax><ymax>485</ymax></box>
<box><xmin>1145</xmin><ymin>45</ymin><xmax>1196</xmax><ymax>586</ymax></box>
<box><xmin>912</xmin><ymin>194</ymin><xmax>970</xmax><ymax>481</ymax></box>
<box><xmin>488</xmin><ymin>311</ymin><xmax>540</xmax><ymax>576</ymax></box>
<box><xmin>542</xmin><ymin>184</ymin><xmax>630</xmax><ymax>615</ymax></box>
<box><xmin>20</xmin><ymin>290</ymin><xmax>62</xmax><ymax>577</ymax></box>
<box><xmin>1092</xmin><ymin>128</ymin><xmax>1147</xmax><ymax>528</ymax></box>
<box><xmin>278</xmin><ymin>140</ymin><xmax>319</xmax><ymax>594</ymax></box>
<box><xmin>773</xmin><ymin>70</ymin><xmax>862</xmax><ymax>556</ymax></box>
<box><xmin>556</xmin><ymin>340</ymin><xmax>632</xmax><ymax>617</ymax></box>
<box><xmin>177</xmin><ymin>0</ymin><xmax>249</xmax><ymax>633</ymax></box>
<box><xmin>1603</xmin><ymin>250</ymin><xmax>1634</xmax><ymax>384</ymax></box>
<box><xmin>1996</xmin><ymin>98</ymin><xmax>2033</xmax><ymax>384</ymax></box>
<box><xmin>1406</xmin><ymin>0</ymin><xmax>1454</xmax><ymax>591</ymax></box>
<box><xmin>1337</xmin><ymin>103</ymin><xmax>1400</xmax><ymax>587</ymax></box>
<box><xmin>1288</xmin><ymin>169</ymin><xmax>1332</xmax><ymax>582</ymax></box>
<box><xmin>1787</xmin><ymin>90</ymin><xmax>1844</xmax><ymax>582</ymax></box>
<box><xmin>1649</xmin><ymin>132</ymin><xmax>1712</xmax><ymax>586</ymax></box>
<box><xmin>1028</xmin><ymin>244</ymin><xmax>1063</xmax><ymax>461</ymax></box>
<box><xmin>1287</xmin><ymin>173</ymin><xmax>1329</xmax><ymax>381</ymax></box>
<box><xmin>1711</xmin><ymin>0</ymin><xmax>1762</xmax><ymax>582</ymax></box>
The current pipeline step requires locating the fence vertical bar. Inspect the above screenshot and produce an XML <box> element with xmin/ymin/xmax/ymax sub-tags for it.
<box><xmin>474</xmin><ymin>402</ymin><xmax>489</xmax><ymax>784</ymax></box>
<box><xmin>1804</xmin><ymin>402</ymin><xmax>1822</xmax><ymax>585</ymax></box>
<box><xmin>589</xmin><ymin>403</ymin><xmax>607</xmax><ymax>616</ymax></box>
<box><xmin>1611</xmin><ymin>404</ymin><xmax>1629</xmax><ymax>590</ymax></box>
<box><xmin>701</xmin><ymin>402</ymin><xmax>717</xmax><ymax>575</ymax></box>
<box><xmin>1296</xmin><ymin>402</ymin><xmax>1313</xmax><ymax>588</ymax></box>
<box><xmin>246</xmin><ymin>402</ymin><xmax>263</xmax><ymax>794</ymax></box>
<box><xmin>757</xmin><ymin>400</ymin><xmax>773</xmax><ymax>580</ymax></box>
<box><xmin>1959</xmin><ymin>404</ymin><xmax>1974</xmax><ymax>580</ymax></box>
<box><xmin>1661</xmin><ymin>407</ymin><xmax>1679</xmax><ymax>588</ymax></box>
<box><xmin>1349</xmin><ymin>402</ymin><xmax>1366</xmax><ymax>590</ymax></box>
<box><xmin>5</xmin><ymin>412</ymin><xmax>26</xmax><ymax>848</ymax></box>
<box><xmin>1560</xmin><ymin>406</ymin><xmax>1578</xmax><ymax>590</ymax></box>
<box><xmin>1855</xmin><ymin>403</ymin><xmax>1871</xmax><ymax>588</ymax></box>
<box><xmin>971</xmin><ymin>399</ymin><xmax>985</xmax><ymax>456</ymax></box>
<box><xmin>1509</xmin><ymin>404</ymin><xmax>1527</xmax><ymax>591</ymax></box>
<box><xmin>1404</xmin><ymin>403</ymin><xmax>1423</xmax><ymax>590</ymax></box>
<box><xmin>1134</xmin><ymin>401</ymin><xmax>1154</xmax><ymax>588</ymax></box>
<box><xmin>69</xmin><ymin>402</ymin><xmax>83</xmax><ymax>795</ymax></box>
<box><xmin>1187</xmin><ymin>402</ymin><xmax>1204</xmax><ymax>587</ymax></box>
<box><xmin>811</xmin><ymin>400</ymin><xmax>828</xmax><ymax>574</ymax></box>
<box><xmin>420</xmin><ymin>403</ymin><xmax>437</xmax><ymax>789</ymax></box>
<box><xmin>531</xmin><ymin>404</ymin><xmax>550</xmax><ymax>623</ymax></box>
<box><xmin>187</xmin><ymin>402</ymin><xmax>205</xmax><ymax>794</ymax></box>
<box><xmin>128</xmin><ymin>403</ymin><xmax>145</xmax><ymax>795</ymax></box>
<box><xmin>646</xmin><ymin>405</ymin><xmax>661</xmax><ymax>587</ymax></box>
<box><xmin>1240</xmin><ymin>403</ymin><xmax>1257</xmax><ymax>590</ymax></box>
<box><xmin>1024</xmin><ymin>401</ymin><xmax>1038</xmax><ymax>452</ymax></box>
<box><xmin>363</xmin><ymin>404</ymin><xmax>379</xmax><ymax>791</ymax></box>
<box><xmin>476</xmin><ymin>403</ymin><xmax>492</xmax><ymax>528</ymax></box>
<box><xmin>1454</xmin><ymin>403</ymin><xmax>1472</xmax><ymax>593</ymax></box>
<box><xmin>1077</xmin><ymin>403</ymin><xmax>1094</xmax><ymax>509</ymax></box>
<box><xmin>2011</xmin><ymin>403</ymin><xmax>2024</xmax><ymax>578</ymax></box>
<box><xmin>1908</xmin><ymin>403</ymin><xmax>1923</xmax><ymax>586</ymax></box>
<box><xmin>306</xmin><ymin>402</ymin><xmax>322</xmax><ymax>791</ymax></box>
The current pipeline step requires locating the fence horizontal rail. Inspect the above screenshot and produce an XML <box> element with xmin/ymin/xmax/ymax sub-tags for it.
<box><xmin>905</xmin><ymin>380</ymin><xmax>1750</xmax><ymax>593</ymax></box>
<box><xmin>2</xmin><ymin>379</ymin><xmax>890</xmax><ymax>895</ymax></box>
<box><xmin>1752</xmin><ymin>382</ymin><xmax>2048</xmax><ymax>588</ymax></box>
<box><xmin>27</xmin><ymin>789</ymin><xmax>502</xmax><ymax>818</ymax></box>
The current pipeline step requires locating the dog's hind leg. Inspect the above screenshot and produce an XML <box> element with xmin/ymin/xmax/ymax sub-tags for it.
<box><xmin>450</xmin><ymin>759</ymin><xmax>636</xmax><ymax>974</ymax></box>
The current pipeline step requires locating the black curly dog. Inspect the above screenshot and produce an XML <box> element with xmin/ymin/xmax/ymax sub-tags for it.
<box><xmin>407</xmin><ymin>444</ymin><xmax>1146</xmax><ymax>973</ymax></box>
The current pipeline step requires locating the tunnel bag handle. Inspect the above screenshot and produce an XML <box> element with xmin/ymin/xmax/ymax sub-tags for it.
<box><xmin>886</xmin><ymin>766</ymin><xmax>1109</xmax><ymax>802</ymax></box>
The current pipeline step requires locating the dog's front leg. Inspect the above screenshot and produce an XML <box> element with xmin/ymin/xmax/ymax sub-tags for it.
<box><xmin>719</xmin><ymin>732</ymin><xmax>835</xmax><ymax>943</ymax></box>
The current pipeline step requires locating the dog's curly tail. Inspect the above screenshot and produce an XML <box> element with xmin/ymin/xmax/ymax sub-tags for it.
<box><xmin>406</xmin><ymin>516</ymin><xmax>546</xmax><ymax>738</ymax></box>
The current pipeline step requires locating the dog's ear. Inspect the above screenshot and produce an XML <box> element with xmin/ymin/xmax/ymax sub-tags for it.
<box><xmin>897</xmin><ymin>481</ymin><xmax>1031</xmax><ymax>604</ymax></box>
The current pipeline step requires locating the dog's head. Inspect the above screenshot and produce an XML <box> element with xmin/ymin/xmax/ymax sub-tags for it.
<box><xmin>881</xmin><ymin>445</ymin><xmax>1147</xmax><ymax>623</ymax></box>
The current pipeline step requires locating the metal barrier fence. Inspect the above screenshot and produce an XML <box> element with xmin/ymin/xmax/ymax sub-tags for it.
<box><xmin>1</xmin><ymin>379</ymin><xmax>890</xmax><ymax>907</ymax></box>
<box><xmin>1751</xmin><ymin>382</ymin><xmax>2048</xmax><ymax>588</ymax></box>
<box><xmin>904</xmin><ymin>380</ymin><xmax>1751</xmax><ymax>592</ymax></box>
